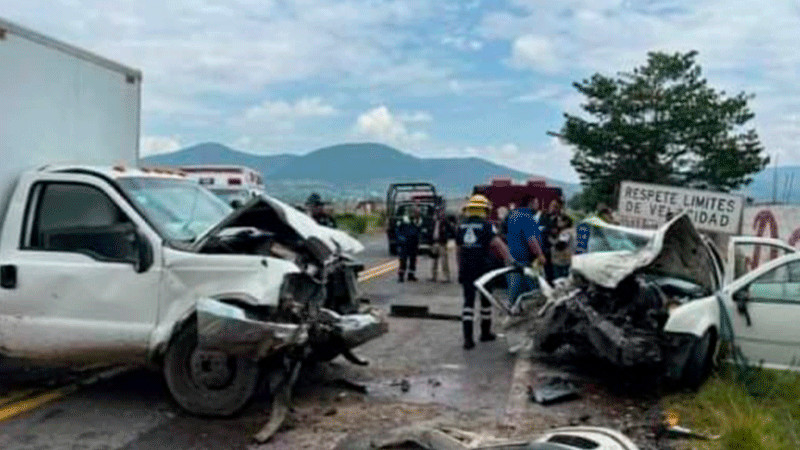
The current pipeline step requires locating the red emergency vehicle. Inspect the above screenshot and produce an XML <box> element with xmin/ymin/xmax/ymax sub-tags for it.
<box><xmin>472</xmin><ymin>178</ymin><xmax>563</xmax><ymax>220</ymax></box>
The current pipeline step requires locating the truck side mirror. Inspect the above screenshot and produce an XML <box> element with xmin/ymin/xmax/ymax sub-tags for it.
<box><xmin>133</xmin><ymin>231</ymin><xmax>154</xmax><ymax>273</ymax></box>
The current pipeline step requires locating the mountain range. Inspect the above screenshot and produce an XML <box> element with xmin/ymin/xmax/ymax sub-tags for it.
<box><xmin>143</xmin><ymin>142</ymin><xmax>580</xmax><ymax>203</ymax></box>
<box><xmin>142</xmin><ymin>142</ymin><xmax>800</xmax><ymax>205</ymax></box>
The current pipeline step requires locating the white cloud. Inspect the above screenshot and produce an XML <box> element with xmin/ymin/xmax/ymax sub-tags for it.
<box><xmin>398</xmin><ymin>111</ymin><xmax>433</xmax><ymax>123</ymax></box>
<box><xmin>140</xmin><ymin>135</ymin><xmax>181</xmax><ymax>156</ymax></box>
<box><xmin>441</xmin><ymin>35</ymin><xmax>484</xmax><ymax>52</ymax></box>
<box><xmin>2</xmin><ymin>0</ymin><xmax>447</xmax><ymax>115</ymax></box>
<box><xmin>354</xmin><ymin>106</ymin><xmax>429</xmax><ymax>148</ymax></box>
<box><xmin>230</xmin><ymin>97</ymin><xmax>338</xmax><ymax>134</ymax></box>
<box><xmin>242</xmin><ymin>97</ymin><xmax>337</xmax><ymax>122</ymax></box>
<box><xmin>511</xmin><ymin>85</ymin><xmax>569</xmax><ymax>104</ymax></box>
<box><xmin>442</xmin><ymin>139</ymin><xmax>578</xmax><ymax>183</ymax></box>
<box><xmin>511</xmin><ymin>35</ymin><xmax>561</xmax><ymax>74</ymax></box>
<box><xmin>485</xmin><ymin>0</ymin><xmax>800</xmax><ymax>163</ymax></box>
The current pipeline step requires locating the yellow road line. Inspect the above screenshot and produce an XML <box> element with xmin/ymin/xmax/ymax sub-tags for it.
<box><xmin>0</xmin><ymin>388</ymin><xmax>47</xmax><ymax>409</ymax></box>
<box><xmin>0</xmin><ymin>386</ymin><xmax>76</xmax><ymax>422</ymax></box>
<box><xmin>0</xmin><ymin>366</ymin><xmax>127</xmax><ymax>423</ymax></box>
<box><xmin>358</xmin><ymin>261</ymin><xmax>399</xmax><ymax>283</ymax></box>
<box><xmin>358</xmin><ymin>260</ymin><xmax>397</xmax><ymax>277</ymax></box>
<box><xmin>358</xmin><ymin>260</ymin><xmax>397</xmax><ymax>278</ymax></box>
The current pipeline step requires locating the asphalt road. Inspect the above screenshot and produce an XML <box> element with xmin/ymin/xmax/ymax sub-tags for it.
<box><xmin>0</xmin><ymin>233</ymin><xmax>666</xmax><ymax>449</ymax></box>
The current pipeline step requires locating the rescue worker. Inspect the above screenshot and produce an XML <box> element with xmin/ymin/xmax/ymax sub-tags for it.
<box><xmin>306</xmin><ymin>192</ymin><xmax>337</xmax><ymax>228</ymax></box>
<box><xmin>456</xmin><ymin>195</ymin><xmax>514</xmax><ymax>350</ymax></box>
<box><xmin>430</xmin><ymin>207</ymin><xmax>453</xmax><ymax>283</ymax></box>
<box><xmin>397</xmin><ymin>205</ymin><xmax>421</xmax><ymax>282</ymax></box>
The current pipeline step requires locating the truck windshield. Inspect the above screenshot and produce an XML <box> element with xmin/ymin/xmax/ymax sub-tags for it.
<box><xmin>118</xmin><ymin>177</ymin><xmax>232</xmax><ymax>242</ymax></box>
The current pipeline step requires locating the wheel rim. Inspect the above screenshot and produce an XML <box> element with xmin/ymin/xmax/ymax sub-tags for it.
<box><xmin>189</xmin><ymin>349</ymin><xmax>236</xmax><ymax>390</ymax></box>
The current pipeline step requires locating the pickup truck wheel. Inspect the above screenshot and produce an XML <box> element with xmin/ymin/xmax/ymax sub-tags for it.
<box><xmin>682</xmin><ymin>330</ymin><xmax>714</xmax><ymax>390</ymax></box>
<box><xmin>163</xmin><ymin>321</ymin><xmax>260</xmax><ymax>417</ymax></box>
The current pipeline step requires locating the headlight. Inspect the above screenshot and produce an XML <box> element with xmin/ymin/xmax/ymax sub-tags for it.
<box><xmin>279</xmin><ymin>273</ymin><xmax>325</xmax><ymax>310</ymax></box>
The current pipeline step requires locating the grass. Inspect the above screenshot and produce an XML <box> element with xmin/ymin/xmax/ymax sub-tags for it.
<box><xmin>334</xmin><ymin>213</ymin><xmax>385</xmax><ymax>236</ymax></box>
<box><xmin>662</xmin><ymin>366</ymin><xmax>800</xmax><ymax>449</ymax></box>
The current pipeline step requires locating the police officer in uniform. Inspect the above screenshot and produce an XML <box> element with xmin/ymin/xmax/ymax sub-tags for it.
<box><xmin>396</xmin><ymin>205</ymin><xmax>421</xmax><ymax>282</ymax></box>
<box><xmin>456</xmin><ymin>195</ymin><xmax>513</xmax><ymax>350</ymax></box>
<box><xmin>306</xmin><ymin>192</ymin><xmax>337</xmax><ymax>228</ymax></box>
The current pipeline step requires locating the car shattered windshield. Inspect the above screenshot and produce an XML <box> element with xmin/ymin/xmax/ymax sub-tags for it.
<box><xmin>586</xmin><ymin>223</ymin><xmax>651</xmax><ymax>253</ymax></box>
<box><xmin>118</xmin><ymin>177</ymin><xmax>232</xmax><ymax>242</ymax></box>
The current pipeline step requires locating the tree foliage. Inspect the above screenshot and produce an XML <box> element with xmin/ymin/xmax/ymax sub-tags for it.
<box><xmin>561</xmin><ymin>51</ymin><xmax>769</xmax><ymax>209</ymax></box>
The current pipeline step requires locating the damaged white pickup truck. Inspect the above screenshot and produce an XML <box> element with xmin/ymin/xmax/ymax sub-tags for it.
<box><xmin>0</xmin><ymin>166</ymin><xmax>387</xmax><ymax>416</ymax></box>
<box><xmin>478</xmin><ymin>213</ymin><xmax>800</xmax><ymax>387</ymax></box>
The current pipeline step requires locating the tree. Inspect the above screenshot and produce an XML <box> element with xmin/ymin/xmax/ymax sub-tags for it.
<box><xmin>560</xmin><ymin>51</ymin><xmax>769</xmax><ymax>209</ymax></box>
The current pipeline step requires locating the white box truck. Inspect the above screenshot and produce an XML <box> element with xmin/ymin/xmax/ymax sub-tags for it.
<box><xmin>0</xmin><ymin>18</ymin><xmax>384</xmax><ymax>417</ymax></box>
<box><xmin>0</xmin><ymin>17</ymin><xmax>141</xmax><ymax>224</ymax></box>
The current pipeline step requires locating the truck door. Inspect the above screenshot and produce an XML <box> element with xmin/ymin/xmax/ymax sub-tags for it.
<box><xmin>0</xmin><ymin>174</ymin><xmax>160</xmax><ymax>363</ymax></box>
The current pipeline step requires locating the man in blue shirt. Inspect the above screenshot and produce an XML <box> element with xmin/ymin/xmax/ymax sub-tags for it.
<box><xmin>505</xmin><ymin>194</ymin><xmax>546</xmax><ymax>311</ymax></box>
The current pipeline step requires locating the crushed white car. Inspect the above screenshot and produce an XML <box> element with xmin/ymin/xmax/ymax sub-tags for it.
<box><xmin>476</xmin><ymin>213</ymin><xmax>799</xmax><ymax>386</ymax></box>
<box><xmin>0</xmin><ymin>166</ymin><xmax>386</xmax><ymax>416</ymax></box>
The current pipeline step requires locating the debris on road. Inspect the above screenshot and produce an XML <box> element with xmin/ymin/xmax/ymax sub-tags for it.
<box><xmin>326</xmin><ymin>378</ymin><xmax>369</xmax><ymax>394</ymax></box>
<box><xmin>656</xmin><ymin>410</ymin><xmax>719</xmax><ymax>441</ymax></box>
<box><xmin>390</xmin><ymin>304</ymin><xmax>430</xmax><ymax>318</ymax></box>
<box><xmin>333</xmin><ymin>424</ymin><xmax>641</xmax><ymax>449</ymax></box>
<box><xmin>253</xmin><ymin>360</ymin><xmax>302</xmax><ymax>444</ymax></box>
<box><xmin>528</xmin><ymin>376</ymin><xmax>581</xmax><ymax>405</ymax></box>
<box><xmin>389</xmin><ymin>378</ymin><xmax>412</xmax><ymax>393</ymax></box>
<box><xmin>390</xmin><ymin>304</ymin><xmax>461</xmax><ymax>321</ymax></box>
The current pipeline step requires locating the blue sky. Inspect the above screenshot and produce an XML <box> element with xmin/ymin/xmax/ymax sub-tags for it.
<box><xmin>4</xmin><ymin>0</ymin><xmax>800</xmax><ymax>183</ymax></box>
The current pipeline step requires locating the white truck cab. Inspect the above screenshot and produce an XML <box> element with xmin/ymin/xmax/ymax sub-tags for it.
<box><xmin>0</xmin><ymin>18</ymin><xmax>386</xmax><ymax>416</ymax></box>
<box><xmin>0</xmin><ymin>166</ymin><xmax>386</xmax><ymax>416</ymax></box>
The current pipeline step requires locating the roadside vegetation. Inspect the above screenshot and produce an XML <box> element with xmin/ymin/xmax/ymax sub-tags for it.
<box><xmin>335</xmin><ymin>212</ymin><xmax>386</xmax><ymax>236</ymax></box>
<box><xmin>663</xmin><ymin>366</ymin><xmax>800</xmax><ymax>449</ymax></box>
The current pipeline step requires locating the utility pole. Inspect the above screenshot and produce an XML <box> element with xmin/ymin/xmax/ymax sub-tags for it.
<box><xmin>772</xmin><ymin>153</ymin><xmax>779</xmax><ymax>204</ymax></box>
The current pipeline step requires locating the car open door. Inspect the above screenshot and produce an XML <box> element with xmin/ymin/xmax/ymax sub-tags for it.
<box><xmin>726</xmin><ymin>237</ymin><xmax>797</xmax><ymax>285</ymax></box>
<box><xmin>721</xmin><ymin>252</ymin><xmax>800</xmax><ymax>371</ymax></box>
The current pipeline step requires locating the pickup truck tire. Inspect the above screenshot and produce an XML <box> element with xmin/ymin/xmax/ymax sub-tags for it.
<box><xmin>682</xmin><ymin>329</ymin><xmax>714</xmax><ymax>390</ymax></box>
<box><xmin>163</xmin><ymin>321</ymin><xmax>260</xmax><ymax>417</ymax></box>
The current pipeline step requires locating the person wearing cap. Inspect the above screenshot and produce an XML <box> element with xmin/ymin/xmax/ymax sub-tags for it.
<box><xmin>456</xmin><ymin>194</ymin><xmax>513</xmax><ymax>350</ymax></box>
<box><xmin>306</xmin><ymin>192</ymin><xmax>337</xmax><ymax>228</ymax></box>
<box><xmin>396</xmin><ymin>204</ymin><xmax>422</xmax><ymax>282</ymax></box>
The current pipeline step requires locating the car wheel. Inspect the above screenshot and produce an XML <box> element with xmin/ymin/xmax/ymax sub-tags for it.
<box><xmin>682</xmin><ymin>330</ymin><xmax>714</xmax><ymax>390</ymax></box>
<box><xmin>163</xmin><ymin>320</ymin><xmax>260</xmax><ymax>417</ymax></box>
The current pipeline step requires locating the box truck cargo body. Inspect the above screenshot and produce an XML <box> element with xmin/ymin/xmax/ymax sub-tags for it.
<box><xmin>0</xmin><ymin>17</ymin><xmax>142</xmax><ymax>224</ymax></box>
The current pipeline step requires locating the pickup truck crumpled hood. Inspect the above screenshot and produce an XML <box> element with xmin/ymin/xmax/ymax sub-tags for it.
<box><xmin>196</xmin><ymin>194</ymin><xmax>363</xmax><ymax>256</ymax></box>
<box><xmin>571</xmin><ymin>213</ymin><xmax>717</xmax><ymax>292</ymax></box>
